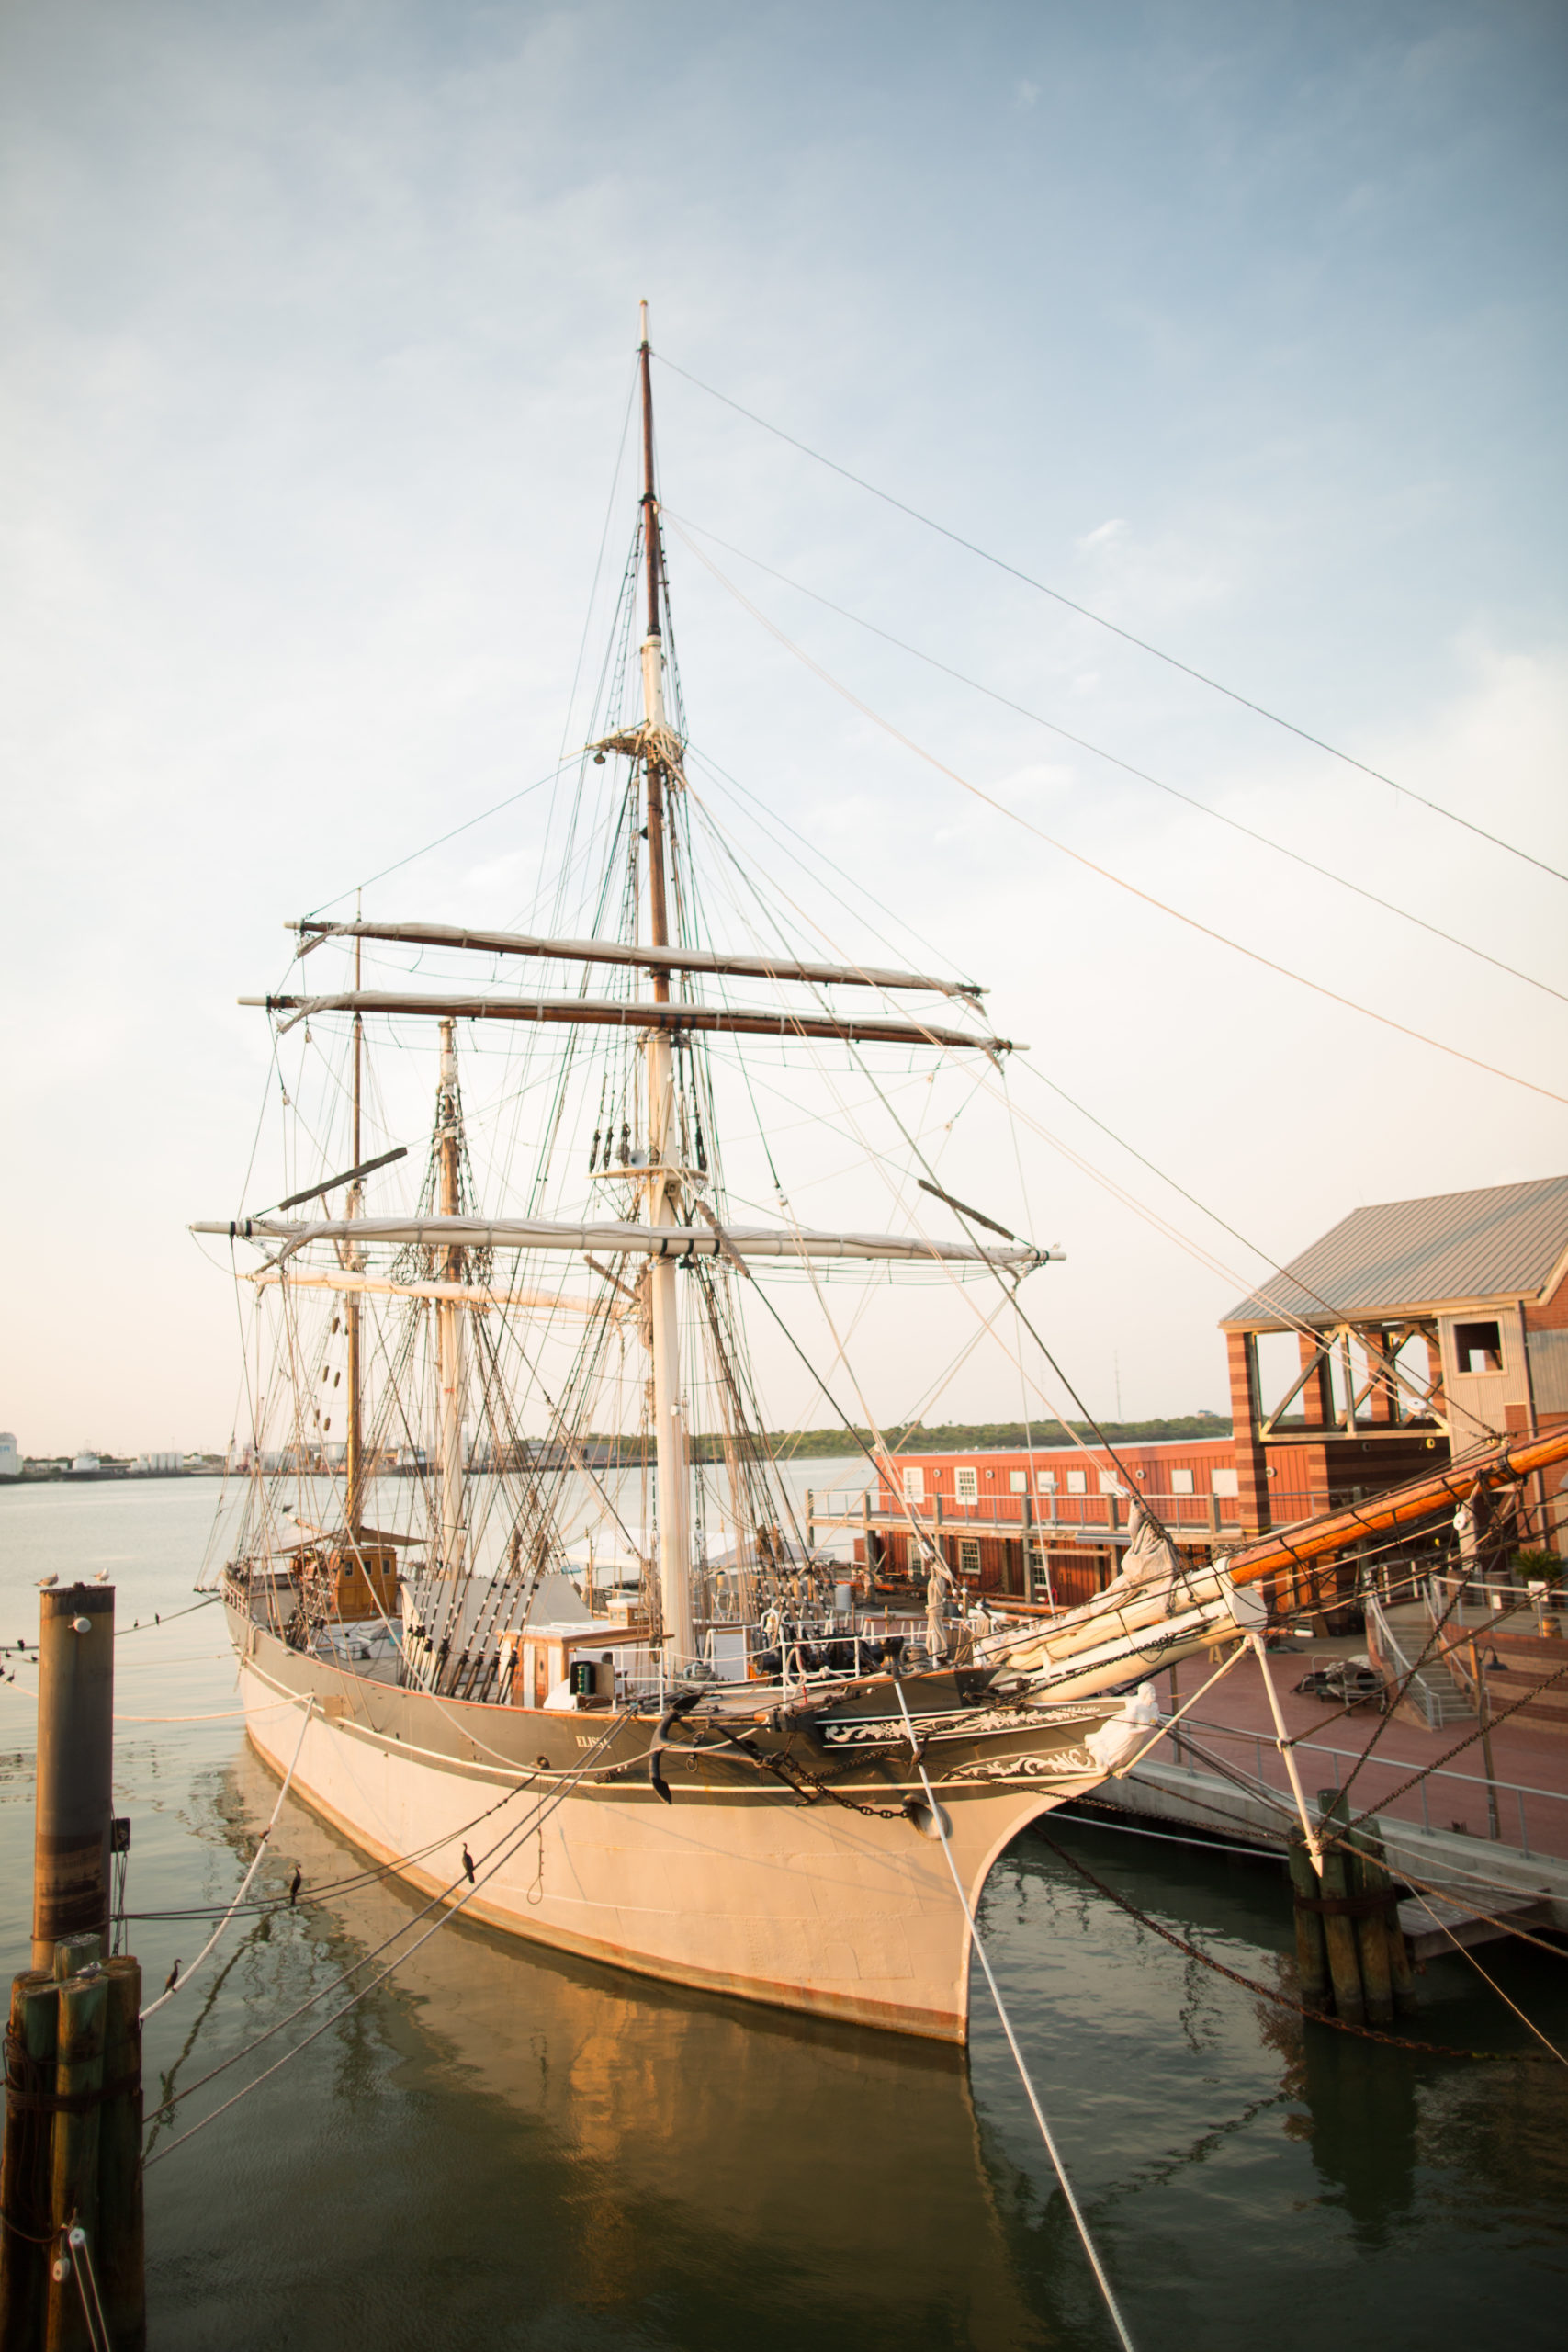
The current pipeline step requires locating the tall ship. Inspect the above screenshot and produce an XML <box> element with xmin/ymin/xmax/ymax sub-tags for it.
<box><xmin>196</xmin><ymin>313</ymin><xmax>1368</xmax><ymax>2039</ymax></box>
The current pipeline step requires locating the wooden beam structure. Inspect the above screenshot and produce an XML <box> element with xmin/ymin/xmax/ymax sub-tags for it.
<box><xmin>290</xmin><ymin>918</ymin><xmax>985</xmax><ymax>1000</ymax></box>
<box><xmin>244</xmin><ymin>990</ymin><xmax>1014</xmax><ymax>1054</ymax></box>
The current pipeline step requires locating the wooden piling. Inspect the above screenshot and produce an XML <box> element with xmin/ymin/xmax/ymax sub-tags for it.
<box><xmin>97</xmin><ymin>1961</ymin><xmax>144</xmax><ymax>2352</ymax></box>
<box><xmin>32</xmin><ymin>1589</ymin><xmax>115</xmax><ymax>1973</ymax></box>
<box><xmin>0</xmin><ymin>1974</ymin><xmax>58</xmax><ymax>2352</ymax></box>
<box><xmin>1315</xmin><ymin>1792</ymin><xmax>1366</xmax><ymax>2027</ymax></box>
<box><xmin>44</xmin><ymin>1972</ymin><xmax>106</xmax><ymax>2352</ymax></box>
<box><xmin>1285</xmin><ymin>1834</ymin><xmax>1328</xmax><ymax>2009</ymax></box>
<box><xmin>1348</xmin><ymin>1838</ymin><xmax>1395</xmax><ymax>2028</ymax></box>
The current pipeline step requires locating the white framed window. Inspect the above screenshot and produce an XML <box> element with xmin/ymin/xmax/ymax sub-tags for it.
<box><xmin>955</xmin><ymin>1465</ymin><xmax>978</xmax><ymax>1501</ymax></box>
<box><xmin>1009</xmin><ymin>1470</ymin><xmax>1027</xmax><ymax>1494</ymax></box>
<box><xmin>958</xmin><ymin>1537</ymin><xmax>981</xmax><ymax>1575</ymax></box>
<box><xmin>1037</xmin><ymin>1470</ymin><xmax>1057</xmax><ymax>1493</ymax></box>
<box><xmin>1211</xmin><ymin>1467</ymin><xmax>1239</xmax><ymax>1498</ymax></box>
<box><xmin>1066</xmin><ymin>1468</ymin><xmax>1088</xmax><ymax>1497</ymax></box>
<box><xmin>1097</xmin><ymin>1472</ymin><xmax>1123</xmax><ymax>1497</ymax></box>
<box><xmin>1171</xmin><ymin>1467</ymin><xmax>1194</xmax><ymax>1497</ymax></box>
<box><xmin>902</xmin><ymin>1466</ymin><xmax>925</xmax><ymax>1501</ymax></box>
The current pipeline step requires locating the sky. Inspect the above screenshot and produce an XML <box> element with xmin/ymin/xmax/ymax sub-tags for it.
<box><xmin>2</xmin><ymin>0</ymin><xmax>1566</xmax><ymax>1455</ymax></box>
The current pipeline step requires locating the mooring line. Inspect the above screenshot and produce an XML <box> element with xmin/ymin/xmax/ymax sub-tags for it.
<box><xmin>141</xmin><ymin>1699</ymin><xmax>315</xmax><ymax>2021</ymax></box>
<box><xmin>888</xmin><ymin>1674</ymin><xmax>1137</xmax><ymax>2352</ymax></box>
<box><xmin>142</xmin><ymin>1721</ymin><xmax>621</xmax><ymax>2162</ymax></box>
<box><xmin>1039</xmin><ymin>1833</ymin><xmax>1555</xmax><ymax>2064</ymax></box>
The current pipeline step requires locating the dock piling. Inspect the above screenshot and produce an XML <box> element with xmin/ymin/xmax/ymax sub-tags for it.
<box><xmin>1</xmin><ymin>1586</ymin><xmax>145</xmax><ymax>2352</ymax></box>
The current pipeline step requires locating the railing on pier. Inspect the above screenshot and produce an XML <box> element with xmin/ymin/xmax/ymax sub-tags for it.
<box><xmin>1165</xmin><ymin>1710</ymin><xmax>1567</xmax><ymax>1860</ymax></box>
<box><xmin>802</xmin><ymin>1484</ymin><xmax>1292</xmax><ymax>1551</ymax></box>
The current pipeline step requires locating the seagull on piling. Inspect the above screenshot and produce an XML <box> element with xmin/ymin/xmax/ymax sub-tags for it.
<box><xmin>36</xmin><ymin>1576</ymin><xmax>57</xmax><ymax>1589</ymax></box>
<box><xmin>164</xmin><ymin>1959</ymin><xmax>181</xmax><ymax>1995</ymax></box>
<box><xmin>92</xmin><ymin>1571</ymin><xmax>110</xmax><ymax>1583</ymax></box>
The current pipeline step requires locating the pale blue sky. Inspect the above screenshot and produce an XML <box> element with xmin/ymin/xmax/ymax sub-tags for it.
<box><xmin>3</xmin><ymin>1</ymin><xmax>1565</xmax><ymax>1449</ymax></box>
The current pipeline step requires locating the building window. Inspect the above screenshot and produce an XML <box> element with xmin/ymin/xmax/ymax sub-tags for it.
<box><xmin>1036</xmin><ymin>1470</ymin><xmax>1057</xmax><ymax>1493</ymax></box>
<box><xmin>1097</xmin><ymin>1473</ymin><xmax>1123</xmax><ymax>1496</ymax></box>
<box><xmin>1453</xmin><ymin>1319</ymin><xmax>1504</xmax><ymax>1374</ymax></box>
<box><xmin>955</xmin><ymin>1466</ymin><xmax>978</xmax><ymax>1501</ymax></box>
<box><xmin>1170</xmin><ymin>1468</ymin><xmax>1194</xmax><ymax>1496</ymax></box>
<box><xmin>1211</xmin><ymin>1467</ymin><xmax>1239</xmax><ymax>1498</ymax></box>
<box><xmin>1009</xmin><ymin>1470</ymin><xmax>1027</xmax><ymax>1494</ymax></box>
<box><xmin>1066</xmin><ymin>1469</ymin><xmax>1088</xmax><ymax>1496</ymax></box>
<box><xmin>959</xmin><ymin>1538</ymin><xmax>981</xmax><ymax>1576</ymax></box>
<box><xmin>902</xmin><ymin>1467</ymin><xmax>925</xmax><ymax>1501</ymax></box>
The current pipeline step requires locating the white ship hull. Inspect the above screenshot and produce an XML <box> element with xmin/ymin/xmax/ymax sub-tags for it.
<box><xmin>233</xmin><ymin>1614</ymin><xmax>1122</xmax><ymax>2042</ymax></box>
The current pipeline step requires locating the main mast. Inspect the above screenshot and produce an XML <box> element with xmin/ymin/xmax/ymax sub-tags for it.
<box><xmin>344</xmin><ymin>920</ymin><xmax>365</xmax><ymax>1538</ymax></box>
<box><xmin>638</xmin><ymin>303</ymin><xmax>695</xmax><ymax>1666</ymax></box>
<box><xmin>435</xmin><ymin>1017</ymin><xmax>467</xmax><ymax>1577</ymax></box>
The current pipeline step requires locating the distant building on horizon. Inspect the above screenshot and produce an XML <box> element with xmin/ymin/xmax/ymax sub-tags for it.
<box><xmin>0</xmin><ymin>1433</ymin><xmax>17</xmax><ymax>1480</ymax></box>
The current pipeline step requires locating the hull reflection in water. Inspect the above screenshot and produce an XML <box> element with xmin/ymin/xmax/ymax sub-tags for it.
<box><xmin>202</xmin><ymin>1746</ymin><xmax>1049</xmax><ymax>2348</ymax></box>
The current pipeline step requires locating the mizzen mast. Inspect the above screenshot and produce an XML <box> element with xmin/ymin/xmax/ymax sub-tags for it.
<box><xmin>638</xmin><ymin>302</ymin><xmax>695</xmax><ymax>1666</ymax></box>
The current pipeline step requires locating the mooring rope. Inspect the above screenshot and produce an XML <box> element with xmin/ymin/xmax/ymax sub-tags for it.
<box><xmin>141</xmin><ymin>1700</ymin><xmax>316</xmax><ymax>2021</ymax></box>
<box><xmin>887</xmin><ymin>1674</ymin><xmax>1138</xmax><ymax>2352</ymax></box>
<box><xmin>1038</xmin><ymin>1833</ymin><xmax>1556</xmax><ymax>2064</ymax></box>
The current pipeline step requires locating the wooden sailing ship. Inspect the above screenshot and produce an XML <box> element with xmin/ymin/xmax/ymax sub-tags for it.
<box><xmin>197</xmin><ymin>310</ymin><xmax>1558</xmax><ymax>2039</ymax></box>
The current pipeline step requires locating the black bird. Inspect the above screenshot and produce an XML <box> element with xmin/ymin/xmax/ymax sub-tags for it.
<box><xmin>461</xmin><ymin>1846</ymin><xmax>476</xmax><ymax>1885</ymax></box>
<box><xmin>288</xmin><ymin>1868</ymin><xmax>302</xmax><ymax>1908</ymax></box>
<box><xmin>164</xmin><ymin>1959</ymin><xmax>181</xmax><ymax>1995</ymax></box>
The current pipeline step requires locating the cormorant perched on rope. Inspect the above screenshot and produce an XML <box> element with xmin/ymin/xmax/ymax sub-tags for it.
<box><xmin>164</xmin><ymin>1959</ymin><xmax>181</xmax><ymax>1995</ymax></box>
<box><xmin>461</xmin><ymin>1845</ymin><xmax>476</xmax><ymax>1884</ymax></box>
<box><xmin>288</xmin><ymin>1867</ymin><xmax>302</xmax><ymax>1908</ymax></box>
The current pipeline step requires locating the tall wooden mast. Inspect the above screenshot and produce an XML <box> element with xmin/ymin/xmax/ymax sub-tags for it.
<box><xmin>344</xmin><ymin>921</ymin><xmax>365</xmax><ymax>1538</ymax></box>
<box><xmin>638</xmin><ymin>302</ymin><xmax>694</xmax><ymax>1665</ymax></box>
<box><xmin>435</xmin><ymin>1017</ymin><xmax>467</xmax><ymax>1577</ymax></box>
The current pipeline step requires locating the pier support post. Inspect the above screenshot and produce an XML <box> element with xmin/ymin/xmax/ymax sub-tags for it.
<box><xmin>44</xmin><ymin>1967</ymin><xmax>106</xmax><ymax>2352</ymax></box>
<box><xmin>1286</xmin><ymin>1834</ymin><xmax>1328</xmax><ymax>2010</ymax></box>
<box><xmin>31</xmin><ymin>1589</ymin><xmax>115</xmax><ymax>1973</ymax></box>
<box><xmin>98</xmin><ymin>1962</ymin><xmax>144</xmax><ymax>2351</ymax></box>
<box><xmin>0</xmin><ymin>1974</ymin><xmax>58</xmax><ymax>2352</ymax></box>
<box><xmin>1315</xmin><ymin>1792</ymin><xmax>1366</xmax><ymax>2027</ymax></box>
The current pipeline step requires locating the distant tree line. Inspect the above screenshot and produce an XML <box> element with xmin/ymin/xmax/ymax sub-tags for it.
<box><xmin>573</xmin><ymin>1412</ymin><xmax>1232</xmax><ymax>1464</ymax></box>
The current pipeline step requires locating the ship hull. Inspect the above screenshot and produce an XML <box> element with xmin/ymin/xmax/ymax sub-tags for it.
<box><xmin>230</xmin><ymin>1606</ymin><xmax>1121</xmax><ymax>2041</ymax></box>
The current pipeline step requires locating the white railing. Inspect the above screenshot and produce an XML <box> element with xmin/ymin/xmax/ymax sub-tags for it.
<box><xmin>1365</xmin><ymin>1592</ymin><xmax>1472</xmax><ymax>1731</ymax></box>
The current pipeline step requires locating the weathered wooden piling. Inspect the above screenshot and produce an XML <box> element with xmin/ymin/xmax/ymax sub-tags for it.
<box><xmin>45</xmin><ymin>1967</ymin><xmax>106</xmax><ymax>2352</ymax></box>
<box><xmin>1314</xmin><ymin>1792</ymin><xmax>1366</xmax><ymax>2027</ymax></box>
<box><xmin>0</xmin><ymin>1974</ymin><xmax>58</xmax><ymax>2352</ymax></box>
<box><xmin>97</xmin><ymin>1962</ymin><xmax>144</xmax><ymax>2352</ymax></box>
<box><xmin>0</xmin><ymin>1584</ymin><xmax>145</xmax><ymax>2352</ymax></box>
<box><xmin>31</xmin><ymin>1591</ymin><xmax>115</xmax><ymax>1973</ymax></box>
<box><xmin>1287</xmin><ymin>1791</ymin><xmax>1420</xmax><ymax>2031</ymax></box>
<box><xmin>1285</xmin><ymin>1832</ymin><xmax>1328</xmax><ymax>2010</ymax></box>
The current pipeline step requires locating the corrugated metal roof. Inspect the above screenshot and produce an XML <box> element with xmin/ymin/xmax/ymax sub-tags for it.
<box><xmin>1223</xmin><ymin>1174</ymin><xmax>1568</xmax><ymax>1329</ymax></box>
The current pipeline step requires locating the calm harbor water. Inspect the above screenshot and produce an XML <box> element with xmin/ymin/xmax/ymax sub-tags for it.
<box><xmin>3</xmin><ymin>1477</ymin><xmax>1566</xmax><ymax>2349</ymax></box>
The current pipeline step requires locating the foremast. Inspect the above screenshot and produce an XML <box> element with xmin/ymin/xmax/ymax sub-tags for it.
<box><xmin>637</xmin><ymin>303</ymin><xmax>695</xmax><ymax>1666</ymax></box>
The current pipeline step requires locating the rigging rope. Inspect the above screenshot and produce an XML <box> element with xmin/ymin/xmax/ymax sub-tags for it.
<box><xmin>671</xmin><ymin>524</ymin><xmax>1568</xmax><ymax>1109</ymax></box>
<box><xmin>141</xmin><ymin>1699</ymin><xmax>316</xmax><ymax>2020</ymax></box>
<box><xmin>668</xmin><ymin>511</ymin><xmax>1568</xmax><ymax>1011</ymax></box>
<box><xmin>656</xmin><ymin>354</ymin><xmax>1568</xmax><ymax>890</ymax></box>
<box><xmin>886</xmin><ymin>1672</ymin><xmax>1138</xmax><ymax>2351</ymax></box>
